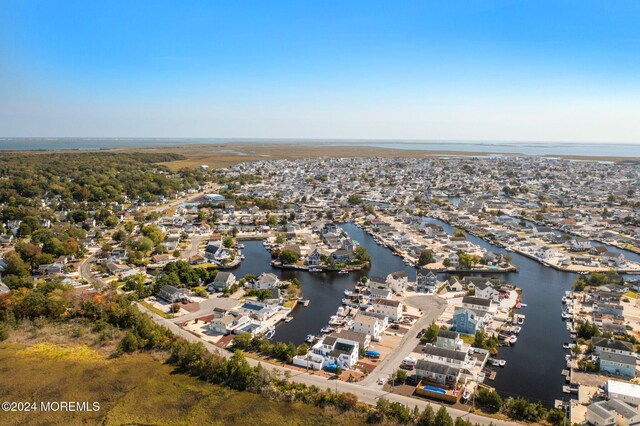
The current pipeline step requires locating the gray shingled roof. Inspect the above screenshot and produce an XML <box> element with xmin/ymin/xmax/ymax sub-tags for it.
<box><xmin>423</xmin><ymin>345</ymin><xmax>467</xmax><ymax>361</ymax></box>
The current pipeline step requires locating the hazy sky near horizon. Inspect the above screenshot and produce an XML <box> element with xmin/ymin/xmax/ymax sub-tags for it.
<box><xmin>1</xmin><ymin>1</ymin><xmax>640</xmax><ymax>143</ymax></box>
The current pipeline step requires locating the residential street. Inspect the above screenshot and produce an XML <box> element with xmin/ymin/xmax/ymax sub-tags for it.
<box><xmin>360</xmin><ymin>295</ymin><xmax>447</xmax><ymax>387</ymax></box>
<box><xmin>137</xmin><ymin>301</ymin><xmax>516</xmax><ymax>426</ymax></box>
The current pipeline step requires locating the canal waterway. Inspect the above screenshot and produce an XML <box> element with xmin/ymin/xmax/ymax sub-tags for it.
<box><xmin>233</xmin><ymin>219</ymin><xmax>609</xmax><ymax>406</ymax></box>
<box><xmin>422</xmin><ymin>217</ymin><xmax>574</xmax><ymax>405</ymax></box>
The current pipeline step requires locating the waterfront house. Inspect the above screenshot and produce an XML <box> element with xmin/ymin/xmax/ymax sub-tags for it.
<box><xmin>369</xmin><ymin>286</ymin><xmax>392</xmax><ymax>300</ymax></box>
<box><xmin>386</xmin><ymin>271</ymin><xmax>408</xmax><ymax>294</ymax></box>
<box><xmin>593</xmin><ymin>302</ymin><xmax>624</xmax><ymax>317</ymax></box>
<box><xmin>586</xmin><ymin>399</ymin><xmax>640</xmax><ymax>426</ymax></box>
<box><xmin>352</xmin><ymin>313</ymin><xmax>384</xmax><ymax>341</ymax></box>
<box><xmin>416</xmin><ymin>269</ymin><xmax>437</xmax><ymax>293</ymax></box>
<box><xmin>371</xmin><ymin>298</ymin><xmax>403</xmax><ymax>321</ymax></box>
<box><xmin>422</xmin><ymin>345</ymin><xmax>475</xmax><ymax>372</ymax></box>
<box><xmin>602</xmin><ymin>251</ymin><xmax>626</xmax><ymax>267</ymax></box>
<box><xmin>309</xmin><ymin>335</ymin><xmax>359</xmax><ymax>369</ymax></box>
<box><xmin>330</xmin><ymin>330</ymin><xmax>371</xmax><ymax>350</ymax></box>
<box><xmin>331</xmin><ymin>248</ymin><xmax>352</xmax><ymax>263</ymax></box>
<box><xmin>606</xmin><ymin>380</ymin><xmax>640</xmax><ymax>407</ymax></box>
<box><xmin>208</xmin><ymin>271</ymin><xmax>236</xmax><ymax>292</ymax></box>
<box><xmin>462</xmin><ymin>296</ymin><xmax>496</xmax><ymax>313</ymax></box>
<box><xmin>237</xmin><ymin>299</ymin><xmax>279</xmax><ymax>321</ymax></box>
<box><xmin>209</xmin><ymin>314</ymin><xmax>251</xmax><ymax>335</ymax></box>
<box><xmin>306</xmin><ymin>248</ymin><xmax>322</xmax><ymax>266</ymax></box>
<box><xmin>158</xmin><ymin>285</ymin><xmax>187</xmax><ymax>303</ymax></box>
<box><xmin>592</xmin><ymin>337</ymin><xmax>637</xmax><ymax>379</ymax></box>
<box><xmin>436</xmin><ymin>330</ymin><xmax>464</xmax><ymax>351</ymax></box>
<box><xmin>452</xmin><ymin>307</ymin><xmax>491</xmax><ymax>336</ymax></box>
<box><xmin>247</xmin><ymin>273</ymin><xmax>279</xmax><ymax>289</ymax></box>
<box><xmin>415</xmin><ymin>359</ymin><xmax>461</xmax><ymax>387</ymax></box>
<box><xmin>474</xmin><ymin>282</ymin><xmax>500</xmax><ymax>303</ymax></box>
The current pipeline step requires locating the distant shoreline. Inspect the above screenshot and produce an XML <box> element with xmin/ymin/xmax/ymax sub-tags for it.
<box><xmin>1</xmin><ymin>140</ymin><xmax>638</xmax><ymax>166</ymax></box>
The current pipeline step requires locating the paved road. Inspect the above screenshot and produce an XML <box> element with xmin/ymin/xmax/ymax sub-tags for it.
<box><xmin>79</xmin><ymin>251</ymin><xmax>108</xmax><ymax>290</ymax></box>
<box><xmin>360</xmin><ymin>295</ymin><xmax>447</xmax><ymax>387</ymax></box>
<box><xmin>181</xmin><ymin>234</ymin><xmax>208</xmax><ymax>260</ymax></box>
<box><xmin>136</xmin><ymin>302</ymin><xmax>517</xmax><ymax>426</ymax></box>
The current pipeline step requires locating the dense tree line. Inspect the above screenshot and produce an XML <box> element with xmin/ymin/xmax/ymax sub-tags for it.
<box><xmin>0</xmin><ymin>152</ymin><xmax>206</xmax><ymax>207</ymax></box>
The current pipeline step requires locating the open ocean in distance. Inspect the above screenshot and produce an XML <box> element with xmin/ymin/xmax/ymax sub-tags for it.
<box><xmin>0</xmin><ymin>138</ymin><xmax>638</xmax><ymax>158</ymax></box>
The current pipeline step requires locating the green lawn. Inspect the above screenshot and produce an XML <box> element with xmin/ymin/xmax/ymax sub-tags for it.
<box><xmin>0</xmin><ymin>342</ymin><xmax>354</xmax><ymax>426</ymax></box>
<box><xmin>139</xmin><ymin>301</ymin><xmax>175</xmax><ymax>319</ymax></box>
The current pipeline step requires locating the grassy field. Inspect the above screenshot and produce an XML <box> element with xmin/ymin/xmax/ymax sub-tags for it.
<box><xmin>0</xmin><ymin>341</ymin><xmax>359</xmax><ymax>426</ymax></box>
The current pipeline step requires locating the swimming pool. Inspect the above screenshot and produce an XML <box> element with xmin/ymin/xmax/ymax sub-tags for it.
<box><xmin>423</xmin><ymin>385</ymin><xmax>446</xmax><ymax>394</ymax></box>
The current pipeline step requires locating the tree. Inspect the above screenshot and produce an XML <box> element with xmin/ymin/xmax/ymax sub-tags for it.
<box><xmin>546</xmin><ymin>409</ymin><xmax>566</xmax><ymax>426</ymax></box>
<box><xmin>576</xmin><ymin>320</ymin><xmax>600</xmax><ymax>340</ymax></box>
<box><xmin>279</xmin><ymin>249</ymin><xmax>300</xmax><ymax>265</ymax></box>
<box><xmin>418</xmin><ymin>251</ymin><xmax>434</xmax><ymax>266</ymax></box>
<box><xmin>141</xmin><ymin>225</ymin><xmax>164</xmax><ymax>245</ymax></box>
<box><xmin>503</xmin><ymin>397</ymin><xmax>546</xmax><ymax>422</ymax></box>
<box><xmin>453</xmin><ymin>228</ymin><xmax>466</xmax><ymax>238</ymax></box>
<box><xmin>354</xmin><ymin>246</ymin><xmax>370</xmax><ymax>263</ymax></box>
<box><xmin>443</xmin><ymin>258</ymin><xmax>452</xmax><ymax>267</ymax></box>
<box><xmin>233</xmin><ymin>333</ymin><xmax>252</xmax><ymax>350</ymax></box>
<box><xmin>113</xmin><ymin>229</ymin><xmax>126</xmax><ymax>242</ymax></box>
<box><xmin>123</xmin><ymin>273</ymin><xmax>146</xmax><ymax>296</ymax></box>
<box><xmin>421</xmin><ymin>322</ymin><xmax>440</xmax><ymax>344</ymax></box>
<box><xmin>476</xmin><ymin>388</ymin><xmax>502</xmax><ymax>412</ymax></box>
<box><xmin>391</xmin><ymin>369</ymin><xmax>407</xmax><ymax>385</ymax></box>
<box><xmin>417</xmin><ymin>405</ymin><xmax>435</xmax><ymax>426</ymax></box>
<box><xmin>119</xmin><ymin>331</ymin><xmax>141</xmax><ymax>353</ymax></box>
<box><xmin>223</xmin><ymin>236</ymin><xmax>235</xmax><ymax>249</ymax></box>
<box><xmin>434</xmin><ymin>406</ymin><xmax>453</xmax><ymax>426</ymax></box>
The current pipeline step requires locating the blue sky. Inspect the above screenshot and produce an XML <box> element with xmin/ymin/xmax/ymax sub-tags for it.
<box><xmin>1</xmin><ymin>1</ymin><xmax>639</xmax><ymax>142</ymax></box>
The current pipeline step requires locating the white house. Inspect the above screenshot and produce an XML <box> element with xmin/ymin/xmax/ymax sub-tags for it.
<box><xmin>474</xmin><ymin>282</ymin><xmax>500</xmax><ymax>303</ymax></box>
<box><xmin>208</xmin><ymin>271</ymin><xmax>236</xmax><ymax>292</ymax></box>
<box><xmin>386</xmin><ymin>271</ymin><xmax>408</xmax><ymax>294</ymax></box>
<box><xmin>247</xmin><ymin>273</ymin><xmax>279</xmax><ymax>290</ymax></box>
<box><xmin>371</xmin><ymin>298</ymin><xmax>403</xmax><ymax>321</ymax></box>
<box><xmin>607</xmin><ymin>380</ymin><xmax>640</xmax><ymax>407</ymax></box>
<box><xmin>209</xmin><ymin>314</ymin><xmax>251</xmax><ymax>335</ymax></box>
<box><xmin>462</xmin><ymin>296</ymin><xmax>496</xmax><ymax>313</ymax></box>
<box><xmin>311</xmin><ymin>335</ymin><xmax>359</xmax><ymax>369</ymax></box>
<box><xmin>352</xmin><ymin>313</ymin><xmax>384</xmax><ymax>341</ymax></box>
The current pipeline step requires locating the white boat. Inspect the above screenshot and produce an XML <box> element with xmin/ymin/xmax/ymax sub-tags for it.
<box><xmin>341</xmin><ymin>298</ymin><xmax>351</xmax><ymax>305</ymax></box>
<box><xmin>561</xmin><ymin>312</ymin><xmax>572</xmax><ymax>320</ymax></box>
<box><xmin>517</xmin><ymin>317</ymin><xmax>524</xmax><ymax>325</ymax></box>
<box><xmin>462</xmin><ymin>390</ymin><xmax>471</xmax><ymax>401</ymax></box>
<box><xmin>508</xmin><ymin>335</ymin><xmax>518</xmax><ymax>345</ymax></box>
<box><xmin>338</xmin><ymin>269</ymin><xmax>349</xmax><ymax>274</ymax></box>
<box><xmin>320</xmin><ymin>326</ymin><xmax>335</xmax><ymax>334</ymax></box>
<box><xmin>305</xmin><ymin>334</ymin><xmax>316</xmax><ymax>343</ymax></box>
<box><xmin>514</xmin><ymin>326</ymin><xmax>522</xmax><ymax>334</ymax></box>
<box><xmin>240</xmin><ymin>254</ymin><xmax>245</xmax><ymax>260</ymax></box>
<box><xmin>563</xmin><ymin>342</ymin><xmax>571</xmax><ymax>350</ymax></box>
<box><xmin>561</xmin><ymin>296</ymin><xmax>567</xmax><ymax>304</ymax></box>
<box><xmin>309</xmin><ymin>268</ymin><xmax>322</xmax><ymax>272</ymax></box>
<box><xmin>265</xmin><ymin>328</ymin><xmax>275</xmax><ymax>339</ymax></box>
<box><xmin>239</xmin><ymin>244</ymin><xmax>245</xmax><ymax>248</ymax></box>
<box><xmin>490</xmin><ymin>358</ymin><xmax>507</xmax><ymax>367</ymax></box>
